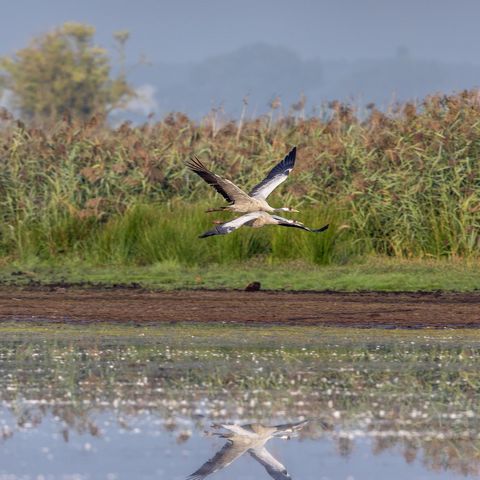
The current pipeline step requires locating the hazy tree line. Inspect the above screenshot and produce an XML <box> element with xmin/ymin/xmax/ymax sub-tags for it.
<box><xmin>2</xmin><ymin>22</ymin><xmax>480</xmax><ymax>123</ymax></box>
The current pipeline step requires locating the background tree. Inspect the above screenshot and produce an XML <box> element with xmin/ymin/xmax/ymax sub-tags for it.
<box><xmin>0</xmin><ymin>22</ymin><xmax>133</xmax><ymax>122</ymax></box>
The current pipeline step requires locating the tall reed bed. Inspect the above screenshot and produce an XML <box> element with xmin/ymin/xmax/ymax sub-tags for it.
<box><xmin>0</xmin><ymin>90</ymin><xmax>479</xmax><ymax>265</ymax></box>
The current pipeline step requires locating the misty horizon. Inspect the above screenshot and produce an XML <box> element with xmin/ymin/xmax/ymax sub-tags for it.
<box><xmin>2</xmin><ymin>1</ymin><xmax>480</xmax><ymax>120</ymax></box>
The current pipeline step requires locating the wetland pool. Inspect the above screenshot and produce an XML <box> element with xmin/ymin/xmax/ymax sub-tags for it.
<box><xmin>0</xmin><ymin>323</ymin><xmax>479</xmax><ymax>479</ymax></box>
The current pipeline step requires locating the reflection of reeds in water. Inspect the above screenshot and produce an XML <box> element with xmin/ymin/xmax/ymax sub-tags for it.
<box><xmin>0</xmin><ymin>89</ymin><xmax>480</xmax><ymax>264</ymax></box>
<box><xmin>1</xmin><ymin>327</ymin><xmax>480</xmax><ymax>475</ymax></box>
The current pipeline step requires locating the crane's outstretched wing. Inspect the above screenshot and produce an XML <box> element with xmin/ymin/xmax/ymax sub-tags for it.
<box><xmin>249</xmin><ymin>147</ymin><xmax>296</xmax><ymax>199</ymax></box>
<box><xmin>198</xmin><ymin>212</ymin><xmax>262</xmax><ymax>238</ymax></box>
<box><xmin>271</xmin><ymin>215</ymin><xmax>329</xmax><ymax>234</ymax></box>
<box><xmin>249</xmin><ymin>447</ymin><xmax>292</xmax><ymax>480</ymax></box>
<box><xmin>187</xmin><ymin>440</ymin><xmax>249</xmax><ymax>479</ymax></box>
<box><xmin>186</xmin><ymin>157</ymin><xmax>250</xmax><ymax>204</ymax></box>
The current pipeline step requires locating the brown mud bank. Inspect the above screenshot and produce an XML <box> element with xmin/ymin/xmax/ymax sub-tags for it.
<box><xmin>1</xmin><ymin>287</ymin><xmax>480</xmax><ymax>328</ymax></box>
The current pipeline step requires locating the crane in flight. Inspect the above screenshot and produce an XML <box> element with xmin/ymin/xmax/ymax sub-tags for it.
<box><xmin>187</xmin><ymin>147</ymin><xmax>299</xmax><ymax>214</ymax></box>
<box><xmin>199</xmin><ymin>211</ymin><xmax>329</xmax><ymax>238</ymax></box>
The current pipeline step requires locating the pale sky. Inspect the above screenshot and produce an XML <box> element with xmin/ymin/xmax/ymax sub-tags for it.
<box><xmin>1</xmin><ymin>0</ymin><xmax>479</xmax><ymax>64</ymax></box>
<box><xmin>2</xmin><ymin>0</ymin><xmax>480</xmax><ymax>118</ymax></box>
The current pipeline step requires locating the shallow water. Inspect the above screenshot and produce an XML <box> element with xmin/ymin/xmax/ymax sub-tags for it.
<box><xmin>0</xmin><ymin>323</ymin><xmax>480</xmax><ymax>479</ymax></box>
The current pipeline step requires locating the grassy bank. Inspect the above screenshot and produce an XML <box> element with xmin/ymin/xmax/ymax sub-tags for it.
<box><xmin>1</xmin><ymin>257</ymin><xmax>479</xmax><ymax>291</ymax></box>
<box><xmin>0</xmin><ymin>199</ymin><xmax>478</xmax><ymax>292</ymax></box>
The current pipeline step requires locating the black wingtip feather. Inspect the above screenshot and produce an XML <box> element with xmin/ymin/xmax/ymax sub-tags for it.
<box><xmin>186</xmin><ymin>157</ymin><xmax>234</xmax><ymax>203</ymax></box>
<box><xmin>199</xmin><ymin>230</ymin><xmax>216</xmax><ymax>238</ymax></box>
<box><xmin>312</xmin><ymin>223</ymin><xmax>329</xmax><ymax>233</ymax></box>
<box><xmin>285</xmin><ymin>146</ymin><xmax>296</xmax><ymax>165</ymax></box>
<box><xmin>186</xmin><ymin>156</ymin><xmax>207</xmax><ymax>173</ymax></box>
<box><xmin>278</xmin><ymin>147</ymin><xmax>296</xmax><ymax>173</ymax></box>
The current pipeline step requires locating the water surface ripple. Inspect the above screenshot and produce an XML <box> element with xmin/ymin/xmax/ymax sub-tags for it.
<box><xmin>0</xmin><ymin>323</ymin><xmax>479</xmax><ymax>479</ymax></box>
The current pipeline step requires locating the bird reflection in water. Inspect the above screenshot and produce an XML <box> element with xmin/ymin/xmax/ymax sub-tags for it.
<box><xmin>187</xmin><ymin>420</ymin><xmax>308</xmax><ymax>479</ymax></box>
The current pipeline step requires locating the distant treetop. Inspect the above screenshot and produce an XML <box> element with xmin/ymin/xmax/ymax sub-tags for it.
<box><xmin>0</xmin><ymin>22</ymin><xmax>134</xmax><ymax>123</ymax></box>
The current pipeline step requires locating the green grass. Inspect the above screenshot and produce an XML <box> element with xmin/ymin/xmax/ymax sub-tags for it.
<box><xmin>1</xmin><ymin>201</ymin><xmax>477</xmax><ymax>292</ymax></box>
<box><xmin>0</xmin><ymin>202</ymin><xmax>349</xmax><ymax>265</ymax></box>
<box><xmin>1</xmin><ymin>256</ymin><xmax>479</xmax><ymax>291</ymax></box>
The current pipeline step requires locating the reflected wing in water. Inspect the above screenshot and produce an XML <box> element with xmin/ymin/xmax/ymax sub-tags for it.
<box><xmin>187</xmin><ymin>440</ymin><xmax>249</xmax><ymax>479</ymax></box>
<box><xmin>273</xmin><ymin>419</ymin><xmax>309</xmax><ymax>438</ymax></box>
<box><xmin>249</xmin><ymin>446</ymin><xmax>292</xmax><ymax>480</ymax></box>
<box><xmin>218</xmin><ymin>423</ymin><xmax>257</xmax><ymax>437</ymax></box>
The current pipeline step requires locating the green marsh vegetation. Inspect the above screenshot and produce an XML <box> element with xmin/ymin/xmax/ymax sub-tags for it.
<box><xmin>0</xmin><ymin>90</ymin><xmax>479</xmax><ymax>289</ymax></box>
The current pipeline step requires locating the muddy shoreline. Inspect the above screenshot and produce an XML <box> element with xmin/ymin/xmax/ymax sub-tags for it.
<box><xmin>0</xmin><ymin>286</ymin><xmax>479</xmax><ymax>328</ymax></box>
